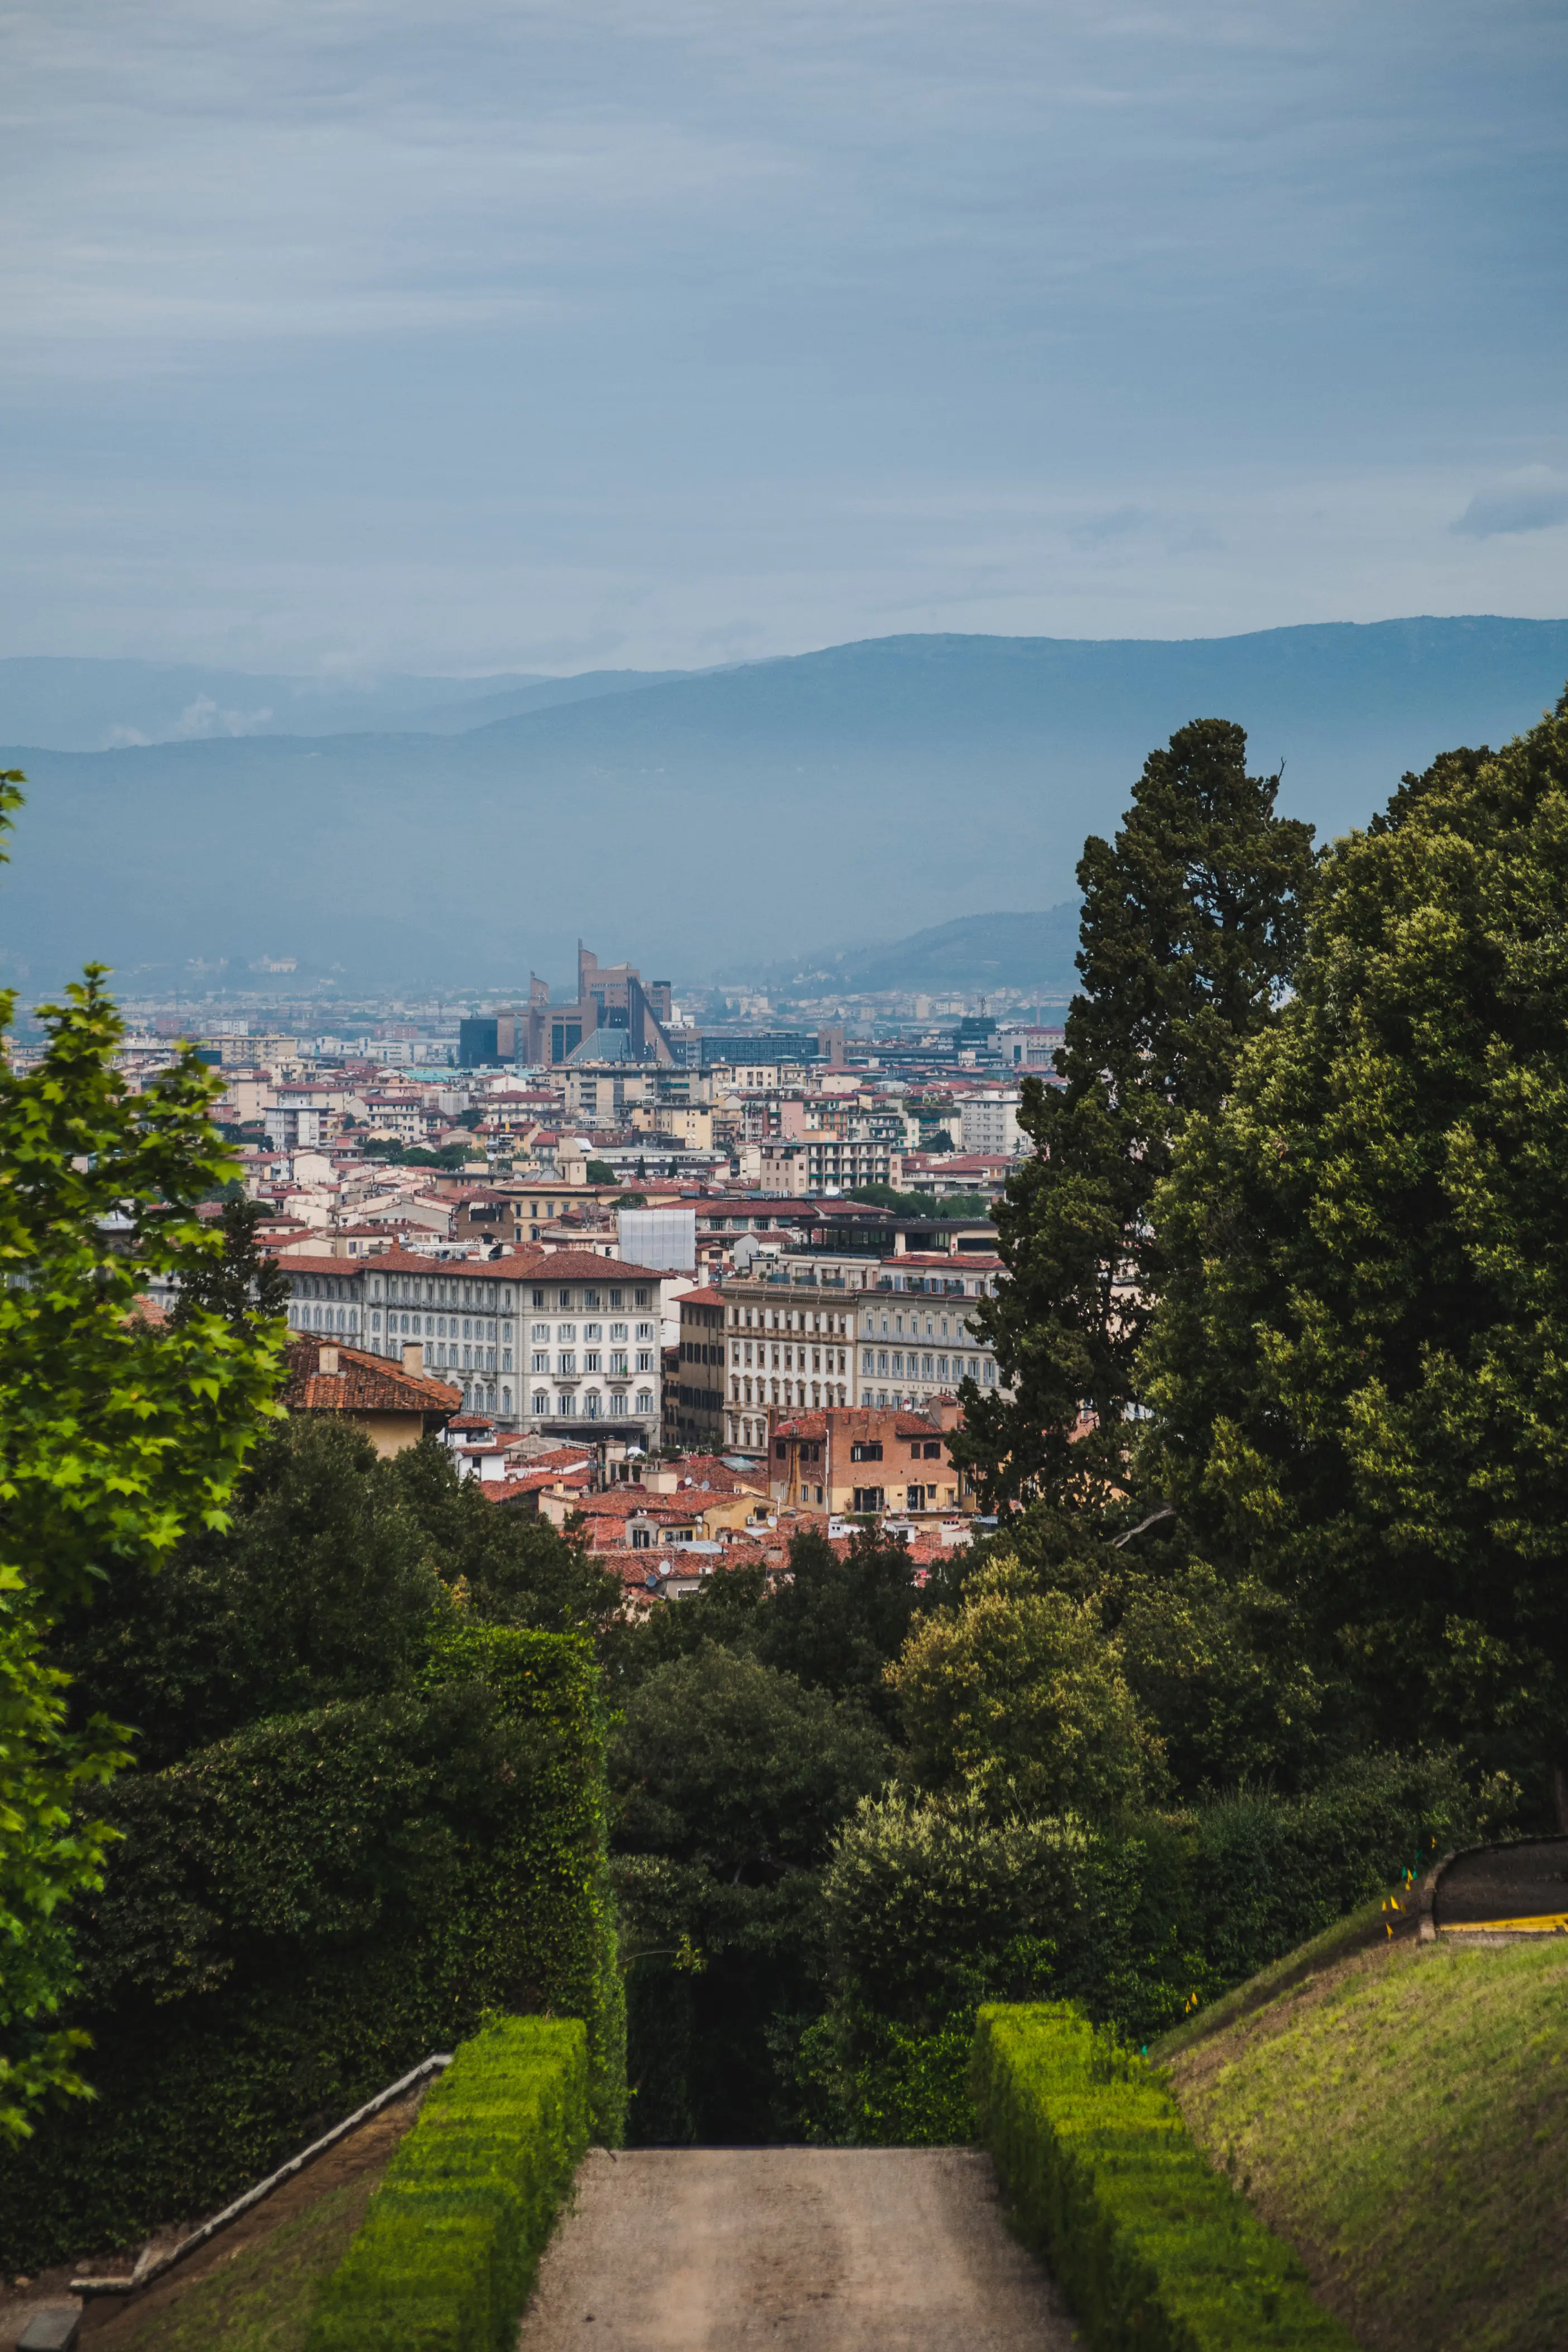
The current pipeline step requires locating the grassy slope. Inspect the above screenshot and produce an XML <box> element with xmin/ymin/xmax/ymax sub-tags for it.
<box><xmin>90</xmin><ymin>2177</ymin><xmax>380</xmax><ymax>2352</ymax></box>
<box><xmin>1160</xmin><ymin>1934</ymin><xmax>1568</xmax><ymax>2352</ymax></box>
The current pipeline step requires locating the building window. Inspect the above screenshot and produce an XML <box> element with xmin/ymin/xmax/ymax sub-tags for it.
<box><xmin>584</xmin><ymin>1351</ymin><xmax>601</xmax><ymax>1373</ymax></box>
<box><xmin>559</xmin><ymin>1352</ymin><xmax>576</xmax><ymax>1375</ymax></box>
<box><xmin>850</xmin><ymin>1441</ymin><xmax>883</xmax><ymax>1461</ymax></box>
<box><xmin>635</xmin><ymin>1391</ymin><xmax>653</xmax><ymax>1415</ymax></box>
<box><xmin>636</xmin><ymin>1321</ymin><xmax>653</xmax><ymax>1340</ymax></box>
<box><xmin>559</xmin><ymin>1393</ymin><xmax>576</xmax><ymax>1415</ymax></box>
<box><xmin>557</xmin><ymin>1323</ymin><xmax>576</xmax><ymax>1342</ymax></box>
<box><xmin>532</xmin><ymin>1391</ymin><xmax>549</xmax><ymax>1415</ymax></box>
<box><xmin>984</xmin><ymin>1358</ymin><xmax>997</xmax><ymax>1384</ymax></box>
<box><xmin>862</xmin><ymin>1349</ymin><xmax>873</xmax><ymax>1372</ymax></box>
<box><xmin>532</xmin><ymin>1352</ymin><xmax>549</xmax><ymax>1374</ymax></box>
<box><xmin>852</xmin><ymin>1486</ymin><xmax>884</xmax><ymax>1512</ymax></box>
<box><xmin>586</xmin><ymin>1391</ymin><xmax>601</xmax><ymax>1418</ymax></box>
<box><xmin>636</xmin><ymin>1351</ymin><xmax>653</xmax><ymax>1373</ymax></box>
<box><xmin>532</xmin><ymin>1289</ymin><xmax>545</xmax><ymax>1307</ymax></box>
<box><xmin>610</xmin><ymin>1350</ymin><xmax>629</xmax><ymax>1376</ymax></box>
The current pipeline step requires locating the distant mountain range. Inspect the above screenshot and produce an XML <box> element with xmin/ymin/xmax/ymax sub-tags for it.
<box><xmin>745</xmin><ymin>908</ymin><xmax>1084</xmax><ymax>997</ymax></box>
<box><xmin>0</xmin><ymin>657</ymin><xmax>694</xmax><ymax>753</ymax></box>
<box><xmin>1</xmin><ymin>618</ymin><xmax>1564</xmax><ymax>994</ymax></box>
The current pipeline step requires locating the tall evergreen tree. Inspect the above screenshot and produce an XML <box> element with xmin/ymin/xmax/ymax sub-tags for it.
<box><xmin>170</xmin><ymin>1192</ymin><xmax>290</xmax><ymax>1331</ymax></box>
<box><xmin>950</xmin><ymin>719</ymin><xmax>1315</xmax><ymax>1511</ymax></box>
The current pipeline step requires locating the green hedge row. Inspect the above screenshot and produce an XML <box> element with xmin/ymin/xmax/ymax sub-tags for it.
<box><xmin>0</xmin><ymin>1623</ymin><xmax>624</xmax><ymax>2270</ymax></box>
<box><xmin>306</xmin><ymin>2016</ymin><xmax>588</xmax><ymax>2352</ymax></box>
<box><xmin>973</xmin><ymin>2002</ymin><xmax>1357</xmax><ymax>2352</ymax></box>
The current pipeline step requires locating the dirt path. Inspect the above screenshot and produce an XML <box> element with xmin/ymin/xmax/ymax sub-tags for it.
<box><xmin>517</xmin><ymin>2146</ymin><xmax>1074</xmax><ymax>2351</ymax></box>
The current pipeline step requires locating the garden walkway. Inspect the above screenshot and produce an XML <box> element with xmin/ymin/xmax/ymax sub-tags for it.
<box><xmin>516</xmin><ymin>2144</ymin><xmax>1073</xmax><ymax>2350</ymax></box>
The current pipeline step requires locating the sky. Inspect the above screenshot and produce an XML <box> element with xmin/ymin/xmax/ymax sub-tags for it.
<box><xmin>3</xmin><ymin>0</ymin><xmax>1566</xmax><ymax>675</ymax></box>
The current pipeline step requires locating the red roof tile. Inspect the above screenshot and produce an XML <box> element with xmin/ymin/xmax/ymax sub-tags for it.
<box><xmin>281</xmin><ymin>1336</ymin><xmax>461</xmax><ymax>1418</ymax></box>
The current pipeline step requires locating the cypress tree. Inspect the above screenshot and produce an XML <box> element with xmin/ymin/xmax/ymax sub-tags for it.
<box><xmin>951</xmin><ymin>718</ymin><xmax>1315</xmax><ymax>1511</ymax></box>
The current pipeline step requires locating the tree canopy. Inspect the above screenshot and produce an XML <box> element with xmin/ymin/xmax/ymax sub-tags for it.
<box><xmin>0</xmin><ymin>774</ymin><xmax>284</xmax><ymax>2136</ymax></box>
<box><xmin>1142</xmin><ymin>695</ymin><xmax>1568</xmax><ymax>1810</ymax></box>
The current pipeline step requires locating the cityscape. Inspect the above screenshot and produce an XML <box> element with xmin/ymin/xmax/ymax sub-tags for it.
<box><xmin>2</xmin><ymin>1</ymin><xmax>1564</xmax><ymax>2345</ymax></box>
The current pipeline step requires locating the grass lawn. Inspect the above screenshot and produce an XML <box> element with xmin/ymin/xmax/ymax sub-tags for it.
<box><xmin>88</xmin><ymin>2174</ymin><xmax>382</xmax><ymax>2352</ymax></box>
<box><xmin>1162</xmin><ymin>1936</ymin><xmax>1568</xmax><ymax>2352</ymax></box>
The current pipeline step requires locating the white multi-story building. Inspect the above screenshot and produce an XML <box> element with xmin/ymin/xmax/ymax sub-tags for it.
<box><xmin>278</xmin><ymin>1245</ymin><xmax>665</xmax><ymax>1437</ymax></box>
<box><xmin>959</xmin><ymin>1090</ymin><xmax>1024</xmax><ymax>1156</ymax></box>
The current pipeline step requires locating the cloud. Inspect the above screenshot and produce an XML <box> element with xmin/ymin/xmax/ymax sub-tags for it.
<box><xmin>1451</xmin><ymin>468</ymin><xmax>1568</xmax><ymax>540</ymax></box>
<box><xmin>172</xmin><ymin>695</ymin><xmax>275</xmax><ymax>738</ymax></box>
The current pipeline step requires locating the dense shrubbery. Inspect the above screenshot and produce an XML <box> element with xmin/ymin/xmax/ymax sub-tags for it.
<box><xmin>797</xmin><ymin>1748</ymin><xmax>1493</xmax><ymax>2140</ymax></box>
<box><xmin>0</xmin><ymin>1427</ymin><xmax>624</xmax><ymax>2267</ymax></box>
<box><xmin>306</xmin><ymin>2015</ymin><xmax>589</xmax><ymax>2352</ymax></box>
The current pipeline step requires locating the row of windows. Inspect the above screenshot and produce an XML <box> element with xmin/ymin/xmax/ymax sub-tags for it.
<box><xmin>732</xmin><ymin>1305</ymin><xmax>849</xmax><ymax>1335</ymax></box>
<box><xmin>530</xmin><ymin>1351</ymin><xmax>652</xmax><ymax>1376</ymax></box>
<box><xmin>529</xmin><ymin>1321</ymin><xmax>652</xmax><ymax>1343</ymax></box>
<box><xmin>379</xmin><ymin>1311</ymin><xmax>505</xmax><ymax>1341</ymax></box>
<box><xmin>733</xmin><ymin>1341</ymin><xmax>849</xmax><ymax>1374</ymax></box>
<box><xmin>860</xmin><ymin>1348</ymin><xmax>993</xmax><ymax>1384</ymax></box>
<box><xmin>528</xmin><ymin>1391</ymin><xmax>655</xmax><ymax>1417</ymax></box>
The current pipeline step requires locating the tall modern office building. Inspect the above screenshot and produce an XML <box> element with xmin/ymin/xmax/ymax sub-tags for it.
<box><xmin>459</xmin><ymin>945</ymin><xmax>676</xmax><ymax>1069</ymax></box>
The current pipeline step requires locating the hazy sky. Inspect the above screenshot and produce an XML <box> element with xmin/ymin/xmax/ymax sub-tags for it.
<box><xmin>4</xmin><ymin>0</ymin><xmax>1565</xmax><ymax>674</ymax></box>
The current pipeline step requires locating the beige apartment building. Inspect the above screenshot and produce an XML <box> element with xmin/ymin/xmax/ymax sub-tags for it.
<box><xmin>715</xmin><ymin>1250</ymin><xmax>1004</xmax><ymax>1454</ymax></box>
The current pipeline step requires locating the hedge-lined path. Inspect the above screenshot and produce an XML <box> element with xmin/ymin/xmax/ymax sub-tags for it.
<box><xmin>517</xmin><ymin>2146</ymin><xmax>1073</xmax><ymax>2349</ymax></box>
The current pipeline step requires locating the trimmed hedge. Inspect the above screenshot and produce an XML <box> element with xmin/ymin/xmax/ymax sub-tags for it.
<box><xmin>0</xmin><ymin>1622</ymin><xmax>623</xmax><ymax>2269</ymax></box>
<box><xmin>306</xmin><ymin>2015</ymin><xmax>588</xmax><ymax>2352</ymax></box>
<box><xmin>973</xmin><ymin>2002</ymin><xmax>1357</xmax><ymax>2351</ymax></box>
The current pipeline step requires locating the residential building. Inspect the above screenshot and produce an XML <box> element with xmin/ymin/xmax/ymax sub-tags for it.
<box><xmin>715</xmin><ymin>1240</ymin><xmax>1005</xmax><ymax>1452</ymax></box>
<box><xmin>768</xmin><ymin>1404</ymin><xmax>969</xmax><ymax>1516</ymax></box>
<box><xmin>959</xmin><ymin>1089</ymin><xmax>1024</xmax><ymax>1156</ymax></box>
<box><xmin>668</xmin><ymin>1286</ymin><xmax>729</xmax><ymax>1452</ymax></box>
<box><xmin>281</xmin><ymin>1334</ymin><xmax>461</xmax><ymax>1456</ymax></box>
<box><xmin>277</xmin><ymin>1244</ymin><xmax>666</xmax><ymax>1436</ymax></box>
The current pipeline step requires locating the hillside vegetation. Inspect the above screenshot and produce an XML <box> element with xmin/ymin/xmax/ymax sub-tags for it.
<box><xmin>1161</xmin><ymin>1932</ymin><xmax>1568</xmax><ymax>2352</ymax></box>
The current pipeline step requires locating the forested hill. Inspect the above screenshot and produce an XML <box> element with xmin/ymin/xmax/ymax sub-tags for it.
<box><xmin>2</xmin><ymin>617</ymin><xmax>1564</xmax><ymax>991</ymax></box>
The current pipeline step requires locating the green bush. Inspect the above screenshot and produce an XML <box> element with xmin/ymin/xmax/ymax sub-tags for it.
<box><xmin>973</xmin><ymin>2002</ymin><xmax>1357</xmax><ymax>2351</ymax></box>
<box><xmin>801</xmin><ymin>1750</ymin><xmax>1493</xmax><ymax>2139</ymax></box>
<box><xmin>306</xmin><ymin>2016</ymin><xmax>588</xmax><ymax>2352</ymax></box>
<box><xmin>0</xmin><ymin>1624</ymin><xmax>623</xmax><ymax>2269</ymax></box>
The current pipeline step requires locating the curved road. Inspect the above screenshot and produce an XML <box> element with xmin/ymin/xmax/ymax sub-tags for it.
<box><xmin>517</xmin><ymin>2147</ymin><xmax>1075</xmax><ymax>2351</ymax></box>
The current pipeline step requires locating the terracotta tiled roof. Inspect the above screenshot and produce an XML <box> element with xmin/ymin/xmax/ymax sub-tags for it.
<box><xmin>281</xmin><ymin>1336</ymin><xmax>462</xmax><ymax>1418</ymax></box>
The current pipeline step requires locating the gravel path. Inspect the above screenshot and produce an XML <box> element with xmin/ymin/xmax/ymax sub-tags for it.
<box><xmin>517</xmin><ymin>2146</ymin><xmax>1076</xmax><ymax>2351</ymax></box>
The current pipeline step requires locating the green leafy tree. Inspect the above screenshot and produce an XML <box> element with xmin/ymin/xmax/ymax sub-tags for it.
<box><xmin>887</xmin><ymin>1556</ymin><xmax>1162</xmax><ymax>1818</ymax></box>
<box><xmin>386</xmin><ymin>1436</ymin><xmax>622</xmax><ymax>1636</ymax></box>
<box><xmin>606</xmin><ymin>1527</ymin><xmax>924</xmax><ymax>1725</ymax></box>
<box><xmin>0</xmin><ymin>775</ymin><xmax>283</xmax><ymax>2135</ymax></box>
<box><xmin>950</xmin><ymin>721</ymin><xmax>1315</xmax><ymax>1510</ymax></box>
<box><xmin>1141</xmin><ymin>697</ymin><xmax>1568</xmax><ymax>1812</ymax></box>
<box><xmin>54</xmin><ymin>1420</ymin><xmax>442</xmax><ymax>1771</ymax></box>
<box><xmin>610</xmin><ymin>1643</ymin><xmax>889</xmax><ymax>2141</ymax></box>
